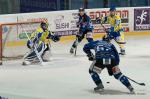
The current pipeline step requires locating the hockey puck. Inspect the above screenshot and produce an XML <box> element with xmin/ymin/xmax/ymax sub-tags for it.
<box><xmin>106</xmin><ymin>82</ymin><xmax>110</xmax><ymax>84</ymax></box>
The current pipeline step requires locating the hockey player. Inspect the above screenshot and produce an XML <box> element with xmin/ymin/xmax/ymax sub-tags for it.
<box><xmin>70</xmin><ymin>8</ymin><xmax>94</xmax><ymax>54</ymax></box>
<box><xmin>83</xmin><ymin>36</ymin><xmax>134</xmax><ymax>93</ymax></box>
<box><xmin>97</xmin><ymin>6</ymin><xmax>126</xmax><ymax>55</ymax></box>
<box><xmin>23</xmin><ymin>21</ymin><xmax>60</xmax><ymax>65</ymax></box>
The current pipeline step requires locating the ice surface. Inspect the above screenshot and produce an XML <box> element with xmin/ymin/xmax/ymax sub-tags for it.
<box><xmin>0</xmin><ymin>36</ymin><xmax>150</xmax><ymax>99</ymax></box>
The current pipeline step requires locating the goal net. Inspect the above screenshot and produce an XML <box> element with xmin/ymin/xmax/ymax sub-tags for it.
<box><xmin>0</xmin><ymin>21</ymin><xmax>42</xmax><ymax>65</ymax></box>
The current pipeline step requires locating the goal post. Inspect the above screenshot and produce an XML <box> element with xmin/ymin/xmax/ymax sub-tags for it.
<box><xmin>0</xmin><ymin>21</ymin><xmax>42</xmax><ymax>65</ymax></box>
<box><xmin>0</xmin><ymin>24</ymin><xmax>2</xmax><ymax>65</ymax></box>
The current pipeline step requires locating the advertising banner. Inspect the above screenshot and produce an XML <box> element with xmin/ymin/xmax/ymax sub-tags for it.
<box><xmin>17</xmin><ymin>11</ymin><xmax>79</xmax><ymax>37</ymax></box>
<box><xmin>87</xmin><ymin>8</ymin><xmax>129</xmax><ymax>33</ymax></box>
<box><xmin>16</xmin><ymin>8</ymin><xmax>130</xmax><ymax>39</ymax></box>
<box><xmin>134</xmin><ymin>8</ymin><xmax>150</xmax><ymax>31</ymax></box>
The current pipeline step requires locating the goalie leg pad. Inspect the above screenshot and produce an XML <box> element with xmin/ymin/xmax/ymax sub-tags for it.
<box><xmin>24</xmin><ymin>43</ymin><xmax>46</xmax><ymax>62</ymax></box>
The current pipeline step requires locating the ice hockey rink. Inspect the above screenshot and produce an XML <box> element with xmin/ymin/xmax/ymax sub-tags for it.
<box><xmin>0</xmin><ymin>36</ymin><xmax>150</xmax><ymax>99</ymax></box>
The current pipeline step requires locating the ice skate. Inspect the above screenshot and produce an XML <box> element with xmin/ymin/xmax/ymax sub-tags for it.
<box><xmin>128</xmin><ymin>86</ymin><xmax>135</xmax><ymax>94</ymax></box>
<box><xmin>120</xmin><ymin>49</ymin><xmax>126</xmax><ymax>55</ymax></box>
<box><xmin>94</xmin><ymin>83</ymin><xmax>104</xmax><ymax>92</ymax></box>
<box><xmin>70</xmin><ymin>47</ymin><xmax>74</xmax><ymax>54</ymax></box>
<box><xmin>22</xmin><ymin>60</ymin><xmax>31</xmax><ymax>66</ymax></box>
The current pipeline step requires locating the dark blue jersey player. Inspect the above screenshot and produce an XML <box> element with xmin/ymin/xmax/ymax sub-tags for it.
<box><xmin>83</xmin><ymin>36</ymin><xmax>134</xmax><ymax>93</ymax></box>
<box><xmin>70</xmin><ymin>8</ymin><xmax>94</xmax><ymax>54</ymax></box>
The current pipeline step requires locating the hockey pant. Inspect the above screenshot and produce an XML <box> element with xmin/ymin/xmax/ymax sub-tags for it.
<box><xmin>72</xmin><ymin>30</ymin><xmax>93</xmax><ymax>48</ymax></box>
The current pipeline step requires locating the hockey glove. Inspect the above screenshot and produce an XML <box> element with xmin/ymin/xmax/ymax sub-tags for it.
<box><xmin>52</xmin><ymin>35</ymin><xmax>61</xmax><ymax>42</ymax></box>
<box><xmin>76</xmin><ymin>22</ymin><xmax>80</xmax><ymax>28</ymax></box>
<box><xmin>96</xmin><ymin>17</ymin><xmax>101</xmax><ymax>24</ymax></box>
<box><xmin>106</xmin><ymin>28</ymin><xmax>112</xmax><ymax>33</ymax></box>
<box><xmin>87</xmin><ymin>53</ymin><xmax>95</xmax><ymax>61</ymax></box>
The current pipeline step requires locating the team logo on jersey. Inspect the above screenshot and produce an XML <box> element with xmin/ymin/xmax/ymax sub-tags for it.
<box><xmin>134</xmin><ymin>8</ymin><xmax>150</xmax><ymax>30</ymax></box>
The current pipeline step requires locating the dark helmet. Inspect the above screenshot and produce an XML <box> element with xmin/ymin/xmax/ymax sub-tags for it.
<box><xmin>109</xmin><ymin>5</ymin><xmax>116</xmax><ymax>11</ymax></box>
<box><xmin>79</xmin><ymin>7</ymin><xmax>85</xmax><ymax>12</ymax></box>
<box><xmin>40</xmin><ymin>21</ymin><xmax>48</xmax><ymax>30</ymax></box>
<box><xmin>41</xmin><ymin>22</ymin><xmax>47</xmax><ymax>27</ymax></box>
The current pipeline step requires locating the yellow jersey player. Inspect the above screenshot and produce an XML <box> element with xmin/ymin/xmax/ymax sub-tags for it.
<box><xmin>23</xmin><ymin>21</ymin><xmax>60</xmax><ymax>65</ymax></box>
<box><xmin>100</xmin><ymin>6</ymin><xmax>126</xmax><ymax>55</ymax></box>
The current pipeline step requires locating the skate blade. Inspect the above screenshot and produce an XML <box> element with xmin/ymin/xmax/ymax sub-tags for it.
<box><xmin>119</xmin><ymin>53</ymin><xmax>126</xmax><ymax>55</ymax></box>
<box><xmin>94</xmin><ymin>88</ymin><xmax>104</xmax><ymax>92</ymax></box>
<box><xmin>40</xmin><ymin>62</ymin><xmax>47</xmax><ymax>66</ymax></box>
<box><xmin>129</xmin><ymin>91</ymin><xmax>136</xmax><ymax>95</ymax></box>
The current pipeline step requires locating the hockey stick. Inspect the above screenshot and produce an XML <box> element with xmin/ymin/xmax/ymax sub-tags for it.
<box><xmin>101</xmin><ymin>23</ymin><xmax>126</xmax><ymax>44</ymax></box>
<box><xmin>25</xmin><ymin>34</ymin><xmax>44</xmax><ymax>65</ymax></box>
<box><xmin>125</xmin><ymin>76</ymin><xmax>146</xmax><ymax>86</ymax></box>
<box><xmin>48</xmin><ymin>30</ymin><xmax>61</xmax><ymax>56</ymax></box>
<box><xmin>96</xmin><ymin>18</ymin><xmax>126</xmax><ymax>44</ymax></box>
<box><xmin>47</xmin><ymin>31</ymin><xmax>53</xmax><ymax>57</ymax></box>
<box><xmin>74</xmin><ymin>37</ymin><xmax>78</xmax><ymax>56</ymax></box>
<box><xmin>48</xmin><ymin>40</ymin><xmax>52</xmax><ymax>56</ymax></box>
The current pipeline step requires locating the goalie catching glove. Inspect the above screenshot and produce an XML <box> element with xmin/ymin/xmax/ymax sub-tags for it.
<box><xmin>51</xmin><ymin>35</ymin><xmax>61</xmax><ymax>42</ymax></box>
<box><xmin>47</xmin><ymin>31</ymin><xmax>61</xmax><ymax>42</ymax></box>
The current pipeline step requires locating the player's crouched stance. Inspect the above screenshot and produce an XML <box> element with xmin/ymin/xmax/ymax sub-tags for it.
<box><xmin>22</xmin><ymin>22</ymin><xmax>60</xmax><ymax>65</ymax></box>
<box><xmin>83</xmin><ymin>36</ymin><xmax>135</xmax><ymax>94</ymax></box>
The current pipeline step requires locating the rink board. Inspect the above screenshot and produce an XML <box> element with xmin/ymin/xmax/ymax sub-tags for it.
<box><xmin>4</xmin><ymin>31</ymin><xmax>150</xmax><ymax>47</ymax></box>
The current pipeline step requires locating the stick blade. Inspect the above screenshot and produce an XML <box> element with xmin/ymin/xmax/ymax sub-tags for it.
<box><xmin>140</xmin><ymin>83</ymin><xmax>146</xmax><ymax>86</ymax></box>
